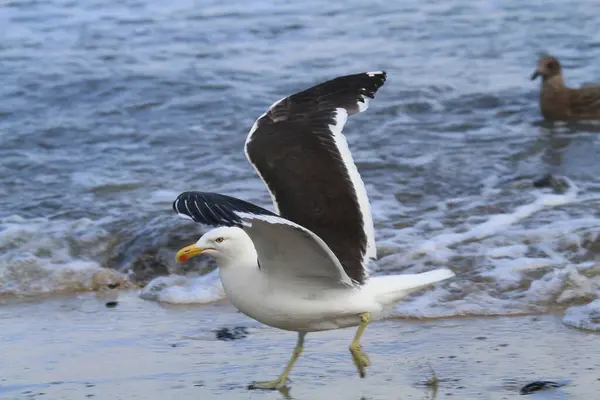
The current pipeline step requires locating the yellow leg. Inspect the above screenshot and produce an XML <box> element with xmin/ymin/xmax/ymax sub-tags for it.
<box><xmin>248</xmin><ymin>332</ymin><xmax>306</xmax><ymax>390</ymax></box>
<box><xmin>349</xmin><ymin>312</ymin><xmax>371</xmax><ymax>378</ymax></box>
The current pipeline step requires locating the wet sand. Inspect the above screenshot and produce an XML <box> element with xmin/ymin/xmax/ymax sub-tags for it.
<box><xmin>1</xmin><ymin>292</ymin><xmax>599</xmax><ymax>400</ymax></box>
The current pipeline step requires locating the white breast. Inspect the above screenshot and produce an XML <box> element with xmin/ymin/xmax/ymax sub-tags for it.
<box><xmin>218</xmin><ymin>267</ymin><xmax>382</xmax><ymax>332</ymax></box>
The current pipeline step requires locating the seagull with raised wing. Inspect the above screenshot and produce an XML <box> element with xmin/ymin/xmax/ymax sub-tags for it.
<box><xmin>173</xmin><ymin>72</ymin><xmax>455</xmax><ymax>390</ymax></box>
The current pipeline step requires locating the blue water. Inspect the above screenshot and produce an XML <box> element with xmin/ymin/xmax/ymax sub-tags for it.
<box><xmin>2</xmin><ymin>0</ymin><xmax>600</xmax><ymax>325</ymax></box>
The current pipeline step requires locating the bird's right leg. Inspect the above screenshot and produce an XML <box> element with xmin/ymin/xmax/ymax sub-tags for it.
<box><xmin>248</xmin><ymin>332</ymin><xmax>306</xmax><ymax>390</ymax></box>
<box><xmin>349</xmin><ymin>312</ymin><xmax>371</xmax><ymax>378</ymax></box>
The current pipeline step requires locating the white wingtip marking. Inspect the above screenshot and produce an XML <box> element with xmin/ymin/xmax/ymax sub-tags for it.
<box><xmin>334</xmin><ymin>107</ymin><xmax>349</xmax><ymax>128</ymax></box>
<box><xmin>178</xmin><ymin>213</ymin><xmax>194</xmax><ymax>221</ymax></box>
<box><xmin>366</xmin><ymin>71</ymin><xmax>384</xmax><ymax>77</ymax></box>
<box><xmin>357</xmin><ymin>96</ymin><xmax>370</xmax><ymax>112</ymax></box>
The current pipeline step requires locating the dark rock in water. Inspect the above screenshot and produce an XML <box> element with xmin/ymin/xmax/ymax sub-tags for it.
<box><xmin>520</xmin><ymin>380</ymin><xmax>565</xmax><ymax>395</ymax></box>
<box><xmin>103</xmin><ymin>217</ymin><xmax>214</xmax><ymax>286</ymax></box>
<box><xmin>215</xmin><ymin>326</ymin><xmax>249</xmax><ymax>341</ymax></box>
<box><xmin>532</xmin><ymin>174</ymin><xmax>570</xmax><ymax>193</ymax></box>
<box><xmin>105</xmin><ymin>301</ymin><xmax>118</xmax><ymax>308</ymax></box>
<box><xmin>532</xmin><ymin>174</ymin><xmax>555</xmax><ymax>189</ymax></box>
<box><xmin>128</xmin><ymin>250</ymin><xmax>171</xmax><ymax>285</ymax></box>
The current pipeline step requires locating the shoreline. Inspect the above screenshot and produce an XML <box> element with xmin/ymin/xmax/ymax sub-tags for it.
<box><xmin>1</xmin><ymin>292</ymin><xmax>599</xmax><ymax>399</ymax></box>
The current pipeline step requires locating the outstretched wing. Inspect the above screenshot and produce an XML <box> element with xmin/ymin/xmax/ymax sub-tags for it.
<box><xmin>244</xmin><ymin>71</ymin><xmax>387</xmax><ymax>284</ymax></box>
<box><xmin>173</xmin><ymin>191</ymin><xmax>355</xmax><ymax>287</ymax></box>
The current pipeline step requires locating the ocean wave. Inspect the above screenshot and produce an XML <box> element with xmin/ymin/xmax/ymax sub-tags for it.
<box><xmin>5</xmin><ymin>176</ymin><xmax>600</xmax><ymax>333</ymax></box>
<box><xmin>0</xmin><ymin>215</ymin><xmax>129</xmax><ymax>296</ymax></box>
<box><xmin>139</xmin><ymin>180</ymin><xmax>600</xmax><ymax>329</ymax></box>
<box><xmin>563</xmin><ymin>299</ymin><xmax>600</xmax><ymax>331</ymax></box>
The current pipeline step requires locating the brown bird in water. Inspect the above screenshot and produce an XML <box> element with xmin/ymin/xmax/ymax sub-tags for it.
<box><xmin>531</xmin><ymin>55</ymin><xmax>600</xmax><ymax>121</ymax></box>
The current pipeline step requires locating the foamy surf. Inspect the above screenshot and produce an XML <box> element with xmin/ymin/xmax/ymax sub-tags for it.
<box><xmin>140</xmin><ymin>269</ymin><xmax>225</xmax><ymax>304</ymax></box>
<box><xmin>4</xmin><ymin>175</ymin><xmax>599</xmax><ymax>334</ymax></box>
<box><xmin>385</xmin><ymin>178</ymin><xmax>600</xmax><ymax>321</ymax></box>
<box><xmin>408</xmin><ymin>179</ymin><xmax>578</xmax><ymax>260</ymax></box>
<box><xmin>136</xmin><ymin>177</ymin><xmax>600</xmax><ymax>331</ymax></box>
<box><xmin>563</xmin><ymin>299</ymin><xmax>600</xmax><ymax>331</ymax></box>
<box><xmin>0</xmin><ymin>215</ymin><xmax>129</xmax><ymax>297</ymax></box>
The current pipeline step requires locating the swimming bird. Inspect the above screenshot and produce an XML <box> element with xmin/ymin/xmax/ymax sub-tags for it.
<box><xmin>531</xmin><ymin>55</ymin><xmax>600</xmax><ymax>120</ymax></box>
<box><xmin>173</xmin><ymin>72</ymin><xmax>455</xmax><ymax>389</ymax></box>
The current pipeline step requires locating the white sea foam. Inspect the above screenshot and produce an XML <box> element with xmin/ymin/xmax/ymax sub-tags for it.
<box><xmin>563</xmin><ymin>299</ymin><xmax>600</xmax><ymax>331</ymax></box>
<box><xmin>143</xmin><ymin>179</ymin><xmax>600</xmax><ymax>327</ymax></box>
<box><xmin>387</xmin><ymin>180</ymin><xmax>600</xmax><ymax>321</ymax></box>
<box><xmin>409</xmin><ymin>180</ymin><xmax>578</xmax><ymax>260</ymax></box>
<box><xmin>24</xmin><ymin>170</ymin><xmax>596</xmax><ymax>328</ymax></box>
<box><xmin>397</xmin><ymin>152</ymin><xmax>439</xmax><ymax>167</ymax></box>
<box><xmin>150</xmin><ymin>189</ymin><xmax>181</xmax><ymax>204</ymax></box>
<box><xmin>0</xmin><ymin>215</ymin><xmax>128</xmax><ymax>296</ymax></box>
<box><xmin>140</xmin><ymin>269</ymin><xmax>225</xmax><ymax>304</ymax></box>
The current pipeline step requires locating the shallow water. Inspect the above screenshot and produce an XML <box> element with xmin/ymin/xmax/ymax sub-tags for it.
<box><xmin>2</xmin><ymin>0</ymin><xmax>600</xmax><ymax>329</ymax></box>
<box><xmin>1</xmin><ymin>293</ymin><xmax>599</xmax><ymax>400</ymax></box>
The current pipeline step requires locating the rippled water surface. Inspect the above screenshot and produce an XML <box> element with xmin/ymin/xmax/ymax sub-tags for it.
<box><xmin>3</xmin><ymin>0</ymin><xmax>600</xmax><ymax>329</ymax></box>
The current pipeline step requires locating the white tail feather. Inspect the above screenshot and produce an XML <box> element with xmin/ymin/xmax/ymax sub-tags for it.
<box><xmin>366</xmin><ymin>268</ymin><xmax>455</xmax><ymax>306</ymax></box>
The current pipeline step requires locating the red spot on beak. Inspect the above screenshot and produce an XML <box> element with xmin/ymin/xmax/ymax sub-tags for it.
<box><xmin>179</xmin><ymin>255</ymin><xmax>188</xmax><ymax>262</ymax></box>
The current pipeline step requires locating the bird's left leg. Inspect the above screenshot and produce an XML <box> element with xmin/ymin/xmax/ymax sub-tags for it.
<box><xmin>349</xmin><ymin>312</ymin><xmax>371</xmax><ymax>378</ymax></box>
<box><xmin>248</xmin><ymin>332</ymin><xmax>306</xmax><ymax>390</ymax></box>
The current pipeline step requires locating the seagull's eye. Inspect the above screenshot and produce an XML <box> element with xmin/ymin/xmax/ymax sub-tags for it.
<box><xmin>215</xmin><ymin>237</ymin><xmax>224</xmax><ymax>243</ymax></box>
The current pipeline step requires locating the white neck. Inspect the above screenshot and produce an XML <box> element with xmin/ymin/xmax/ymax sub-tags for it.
<box><xmin>218</xmin><ymin>257</ymin><xmax>265</xmax><ymax>320</ymax></box>
<box><xmin>216</xmin><ymin>245</ymin><xmax>261</xmax><ymax>290</ymax></box>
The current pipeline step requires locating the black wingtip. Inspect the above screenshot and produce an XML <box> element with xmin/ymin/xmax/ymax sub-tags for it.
<box><xmin>172</xmin><ymin>191</ymin><xmax>199</xmax><ymax>218</ymax></box>
<box><xmin>172</xmin><ymin>191</ymin><xmax>277</xmax><ymax>227</ymax></box>
<box><xmin>367</xmin><ymin>70</ymin><xmax>387</xmax><ymax>83</ymax></box>
<box><xmin>359</xmin><ymin>71</ymin><xmax>387</xmax><ymax>98</ymax></box>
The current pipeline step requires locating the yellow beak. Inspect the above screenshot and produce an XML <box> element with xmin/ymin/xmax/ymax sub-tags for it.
<box><xmin>176</xmin><ymin>244</ymin><xmax>214</xmax><ymax>262</ymax></box>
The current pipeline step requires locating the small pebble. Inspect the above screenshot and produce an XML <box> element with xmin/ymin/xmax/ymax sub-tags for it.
<box><xmin>215</xmin><ymin>326</ymin><xmax>249</xmax><ymax>341</ymax></box>
<box><xmin>105</xmin><ymin>301</ymin><xmax>118</xmax><ymax>308</ymax></box>
<box><xmin>520</xmin><ymin>380</ymin><xmax>565</xmax><ymax>395</ymax></box>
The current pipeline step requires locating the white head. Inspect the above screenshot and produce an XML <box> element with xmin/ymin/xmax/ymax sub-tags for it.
<box><xmin>176</xmin><ymin>226</ymin><xmax>257</xmax><ymax>267</ymax></box>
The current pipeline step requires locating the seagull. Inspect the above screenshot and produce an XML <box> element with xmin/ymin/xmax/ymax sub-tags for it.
<box><xmin>531</xmin><ymin>54</ymin><xmax>600</xmax><ymax>120</ymax></box>
<box><xmin>173</xmin><ymin>72</ymin><xmax>455</xmax><ymax>389</ymax></box>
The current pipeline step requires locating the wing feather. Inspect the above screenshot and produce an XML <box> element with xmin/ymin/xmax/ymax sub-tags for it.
<box><xmin>243</xmin><ymin>71</ymin><xmax>387</xmax><ymax>284</ymax></box>
<box><xmin>173</xmin><ymin>191</ymin><xmax>355</xmax><ymax>287</ymax></box>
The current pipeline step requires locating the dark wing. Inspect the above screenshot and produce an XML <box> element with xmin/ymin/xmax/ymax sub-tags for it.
<box><xmin>173</xmin><ymin>191</ymin><xmax>278</xmax><ymax>226</ymax></box>
<box><xmin>173</xmin><ymin>191</ymin><xmax>354</xmax><ymax>287</ymax></box>
<box><xmin>244</xmin><ymin>71</ymin><xmax>387</xmax><ymax>285</ymax></box>
<box><xmin>570</xmin><ymin>85</ymin><xmax>600</xmax><ymax>119</ymax></box>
